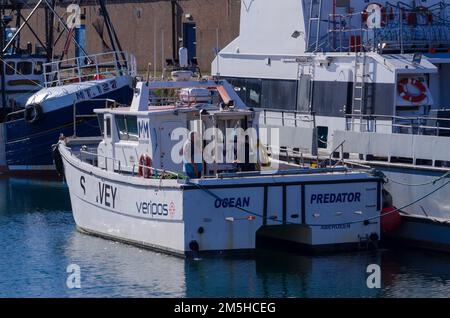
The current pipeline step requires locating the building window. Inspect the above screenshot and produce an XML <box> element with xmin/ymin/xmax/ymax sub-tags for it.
<box><xmin>17</xmin><ymin>62</ymin><xmax>32</xmax><ymax>75</ymax></box>
<box><xmin>134</xmin><ymin>8</ymin><xmax>142</xmax><ymax>19</ymax></box>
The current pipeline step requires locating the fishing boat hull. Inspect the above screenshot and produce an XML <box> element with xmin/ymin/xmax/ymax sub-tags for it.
<box><xmin>3</xmin><ymin>77</ymin><xmax>133</xmax><ymax>175</ymax></box>
<box><xmin>0</xmin><ymin>123</ymin><xmax>6</xmax><ymax>173</ymax></box>
<box><xmin>60</xmin><ymin>144</ymin><xmax>382</xmax><ymax>257</ymax></box>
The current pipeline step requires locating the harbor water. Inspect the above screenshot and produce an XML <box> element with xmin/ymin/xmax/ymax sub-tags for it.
<box><xmin>1</xmin><ymin>177</ymin><xmax>450</xmax><ymax>298</ymax></box>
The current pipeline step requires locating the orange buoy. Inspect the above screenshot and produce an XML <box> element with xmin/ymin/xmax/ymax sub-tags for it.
<box><xmin>381</xmin><ymin>206</ymin><xmax>402</xmax><ymax>234</ymax></box>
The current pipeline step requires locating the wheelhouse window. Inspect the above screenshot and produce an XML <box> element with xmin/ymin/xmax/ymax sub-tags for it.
<box><xmin>126</xmin><ymin>116</ymin><xmax>138</xmax><ymax>141</ymax></box>
<box><xmin>34</xmin><ymin>62</ymin><xmax>43</xmax><ymax>75</ymax></box>
<box><xmin>97</xmin><ymin>114</ymin><xmax>104</xmax><ymax>134</ymax></box>
<box><xmin>116</xmin><ymin>115</ymin><xmax>128</xmax><ymax>140</ymax></box>
<box><xmin>115</xmin><ymin>115</ymin><xmax>138</xmax><ymax>141</ymax></box>
<box><xmin>261</xmin><ymin>79</ymin><xmax>297</xmax><ymax>111</ymax></box>
<box><xmin>227</xmin><ymin>77</ymin><xmax>298</xmax><ymax>111</ymax></box>
<box><xmin>106</xmin><ymin>117</ymin><xmax>111</xmax><ymax>138</ymax></box>
<box><xmin>17</xmin><ymin>62</ymin><xmax>32</xmax><ymax>75</ymax></box>
<box><xmin>5</xmin><ymin>61</ymin><xmax>15</xmax><ymax>75</ymax></box>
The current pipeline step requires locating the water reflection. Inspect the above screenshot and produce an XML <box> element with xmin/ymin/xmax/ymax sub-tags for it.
<box><xmin>1</xmin><ymin>177</ymin><xmax>450</xmax><ymax>297</ymax></box>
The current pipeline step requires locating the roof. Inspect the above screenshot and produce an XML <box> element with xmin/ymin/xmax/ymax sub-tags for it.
<box><xmin>376</xmin><ymin>54</ymin><xmax>438</xmax><ymax>74</ymax></box>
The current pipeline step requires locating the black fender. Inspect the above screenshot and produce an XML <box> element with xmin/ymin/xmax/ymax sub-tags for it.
<box><xmin>52</xmin><ymin>143</ymin><xmax>64</xmax><ymax>177</ymax></box>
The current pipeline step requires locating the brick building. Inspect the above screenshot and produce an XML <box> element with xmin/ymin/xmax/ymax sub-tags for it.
<box><xmin>11</xmin><ymin>0</ymin><xmax>241</xmax><ymax>73</ymax></box>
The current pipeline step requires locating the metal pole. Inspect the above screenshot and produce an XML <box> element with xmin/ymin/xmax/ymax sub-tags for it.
<box><xmin>153</xmin><ymin>19</ymin><xmax>157</xmax><ymax>79</ymax></box>
<box><xmin>315</xmin><ymin>0</ymin><xmax>322</xmax><ymax>52</ymax></box>
<box><xmin>171</xmin><ymin>0</ymin><xmax>178</xmax><ymax>61</ymax></box>
<box><xmin>0</xmin><ymin>21</ymin><xmax>6</xmax><ymax>108</ymax></box>
<box><xmin>216</xmin><ymin>27</ymin><xmax>220</xmax><ymax>76</ymax></box>
<box><xmin>161</xmin><ymin>29</ymin><xmax>165</xmax><ymax>79</ymax></box>
<box><xmin>400</xmin><ymin>7</ymin><xmax>404</xmax><ymax>54</ymax></box>
<box><xmin>2</xmin><ymin>0</ymin><xmax>43</xmax><ymax>54</ymax></box>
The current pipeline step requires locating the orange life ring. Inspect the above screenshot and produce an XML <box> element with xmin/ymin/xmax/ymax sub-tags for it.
<box><xmin>93</xmin><ymin>74</ymin><xmax>104</xmax><ymax>80</ymax></box>
<box><xmin>138</xmin><ymin>154</ymin><xmax>153</xmax><ymax>178</ymax></box>
<box><xmin>397</xmin><ymin>78</ymin><xmax>427</xmax><ymax>103</ymax></box>
<box><xmin>362</xmin><ymin>3</ymin><xmax>387</xmax><ymax>27</ymax></box>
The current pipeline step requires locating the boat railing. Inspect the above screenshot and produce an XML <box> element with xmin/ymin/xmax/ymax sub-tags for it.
<box><xmin>73</xmin><ymin>98</ymin><xmax>118</xmax><ymax>138</ymax></box>
<box><xmin>78</xmin><ymin>148</ymin><xmax>183</xmax><ymax>180</ymax></box>
<box><xmin>329</xmin><ymin>140</ymin><xmax>345</xmax><ymax>168</ymax></box>
<box><xmin>43</xmin><ymin>51</ymin><xmax>136</xmax><ymax>87</ymax></box>
<box><xmin>308</xmin><ymin>3</ymin><xmax>450</xmax><ymax>53</ymax></box>
<box><xmin>149</xmin><ymin>96</ymin><xmax>180</xmax><ymax>107</ymax></box>
<box><xmin>346</xmin><ymin>113</ymin><xmax>450</xmax><ymax>136</ymax></box>
<box><xmin>5</xmin><ymin>108</ymin><xmax>26</xmax><ymax>122</ymax></box>
<box><xmin>260</xmin><ymin>108</ymin><xmax>316</xmax><ymax>128</ymax></box>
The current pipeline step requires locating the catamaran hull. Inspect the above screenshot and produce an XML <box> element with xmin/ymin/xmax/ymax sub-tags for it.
<box><xmin>60</xmin><ymin>145</ymin><xmax>382</xmax><ymax>256</ymax></box>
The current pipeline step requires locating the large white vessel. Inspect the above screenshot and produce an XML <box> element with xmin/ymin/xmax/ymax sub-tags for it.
<box><xmin>213</xmin><ymin>0</ymin><xmax>450</xmax><ymax>251</ymax></box>
<box><xmin>56</xmin><ymin>79</ymin><xmax>382</xmax><ymax>257</ymax></box>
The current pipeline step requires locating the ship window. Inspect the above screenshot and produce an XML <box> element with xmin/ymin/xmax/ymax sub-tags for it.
<box><xmin>116</xmin><ymin>115</ymin><xmax>128</xmax><ymax>140</ymax></box>
<box><xmin>261</xmin><ymin>79</ymin><xmax>297</xmax><ymax>110</ymax></box>
<box><xmin>97</xmin><ymin>114</ymin><xmax>104</xmax><ymax>134</ymax></box>
<box><xmin>115</xmin><ymin>115</ymin><xmax>138</xmax><ymax>141</ymax></box>
<box><xmin>17</xmin><ymin>61</ymin><xmax>32</xmax><ymax>75</ymax></box>
<box><xmin>126</xmin><ymin>116</ymin><xmax>138</xmax><ymax>141</ymax></box>
<box><xmin>5</xmin><ymin>62</ymin><xmax>15</xmax><ymax>75</ymax></box>
<box><xmin>34</xmin><ymin>62</ymin><xmax>43</xmax><ymax>75</ymax></box>
<box><xmin>245</xmin><ymin>79</ymin><xmax>262</xmax><ymax>108</ymax></box>
<box><xmin>106</xmin><ymin>117</ymin><xmax>111</xmax><ymax>138</ymax></box>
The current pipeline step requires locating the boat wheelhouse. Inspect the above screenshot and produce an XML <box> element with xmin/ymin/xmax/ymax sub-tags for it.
<box><xmin>56</xmin><ymin>78</ymin><xmax>382</xmax><ymax>256</ymax></box>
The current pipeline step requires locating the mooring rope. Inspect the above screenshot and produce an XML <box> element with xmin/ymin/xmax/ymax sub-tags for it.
<box><xmin>372</xmin><ymin>169</ymin><xmax>450</xmax><ymax>187</ymax></box>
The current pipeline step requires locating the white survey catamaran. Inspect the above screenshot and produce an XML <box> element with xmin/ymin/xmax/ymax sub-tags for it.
<box><xmin>56</xmin><ymin>78</ymin><xmax>383</xmax><ymax>256</ymax></box>
<box><xmin>213</xmin><ymin>0</ymin><xmax>450</xmax><ymax>252</ymax></box>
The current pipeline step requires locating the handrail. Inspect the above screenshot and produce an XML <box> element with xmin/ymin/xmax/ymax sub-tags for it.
<box><xmin>73</xmin><ymin>98</ymin><xmax>118</xmax><ymax>138</ymax></box>
<box><xmin>346</xmin><ymin>112</ymin><xmax>450</xmax><ymax>136</ymax></box>
<box><xmin>5</xmin><ymin>108</ymin><xmax>25</xmax><ymax>121</ymax></box>
<box><xmin>329</xmin><ymin>140</ymin><xmax>345</xmax><ymax>168</ymax></box>
<box><xmin>78</xmin><ymin>148</ymin><xmax>182</xmax><ymax>180</ymax></box>
<box><xmin>308</xmin><ymin>4</ymin><xmax>450</xmax><ymax>53</ymax></box>
<box><xmin>44</xmin><ymin>51</ymin><xmax>134</xmax><ymax>87</ymax></box>
<box><xmin>80</xmin><ymin>148</ymin><xmax>122</xmax><ymax>173</ymax></box>
<box><xmin>260</xmin><ymin>108</ymin><xmax>316</xmax><ymax>127</ymax></box>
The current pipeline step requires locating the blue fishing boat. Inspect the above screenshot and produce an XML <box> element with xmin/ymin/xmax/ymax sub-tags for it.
<box><xmin>2</xmin><ymin>51</ymin><xmax>136</xmax><ymax>174</ymax></box>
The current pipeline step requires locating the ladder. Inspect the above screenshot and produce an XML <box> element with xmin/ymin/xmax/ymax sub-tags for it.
<box><xmin>352</xmin><ymin>51</ymin><xmax>375</xmax><ymax>131</ymax></box>
<box><xmin>306</xmin><ymin>0</ymin><xmax>323</xmax><ymax>52</ymax></box>
<box><xmin>352</xmin><ymin>51</ymin><xmax>366</xmax><ymax>132</ymax></box>
<box><xmin>352</xmin><ymin>52</ymin><xmax>366</xmax><ymax>115</ymax></box>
